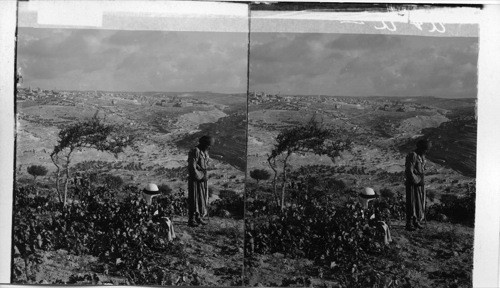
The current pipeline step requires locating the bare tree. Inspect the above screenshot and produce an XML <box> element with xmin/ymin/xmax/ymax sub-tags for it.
<box><xmin>267</xmin><ymin>117</ymin><xmax>351</xmax><ymax>210</ymax></box>
<box><xmin>50</xmin><ymin>114</ymin><xmax>134</xmax><ymax>206</ymax></box>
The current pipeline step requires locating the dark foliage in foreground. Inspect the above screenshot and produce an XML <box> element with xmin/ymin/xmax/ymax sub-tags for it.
<box><xmin>12</xmin><ymin>185</ymin><xmax>192</xmax><ymax>285</ymax></box>
<box><xmin>211</xmin><ymin>190</ymin><xmax>244</xmax><ymax>219</ymax></box>
<box><xmin>246</xmin><ymin>166</ymin><xmax>475</xmax><ymax>287</ymax></box>
<box><xmin>428</xmin><ymin>183</ymin><xmax>476</xmax><ymax>227</ymax></box>
<box><xmin>245</xmin><ymin>180</ymin><xmax>408</xmax><ymax>287</ymax></box>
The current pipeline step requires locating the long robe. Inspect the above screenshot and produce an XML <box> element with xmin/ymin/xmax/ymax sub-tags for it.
<box><xmin>405</xmin><ymin>151</ymin><xmax>426</xmax><ymax>223</ymax></box>
<box><xmin>188</xmin><ymin>146</ymin><xmax>209</xmax><ymax>219</ymax></box>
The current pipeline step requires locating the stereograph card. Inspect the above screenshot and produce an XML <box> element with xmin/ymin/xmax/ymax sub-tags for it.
<box><xmin>0</xmin><ymin>1</ymin><xmax>499</xmax><ymax>287</ymax></box>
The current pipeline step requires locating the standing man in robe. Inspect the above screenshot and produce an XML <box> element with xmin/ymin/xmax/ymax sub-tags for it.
<box><xmin>187</xmin><ymin>135</ymin><xmax>214</xmax><ymax>227</ymax></box>
<box><xmin>405</xmin><ymin>139</ymin><xmax>431</xmax><ymax>231</ymax></box>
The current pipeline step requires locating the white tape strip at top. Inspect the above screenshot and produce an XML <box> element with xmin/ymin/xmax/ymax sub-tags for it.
<box><xmin>19</xmin><ymin>0</ymin><xmax>249</xmax><ymax>32</ymax></box>
<box><xmin>251</xmin><ymin>7</ymin><xmax>480</xmax><ymax>37</ymax></box>
<box><xmin>36</xmin><ymin>1</ymin><xmax>104</xmax><ymax>27</ymax></box>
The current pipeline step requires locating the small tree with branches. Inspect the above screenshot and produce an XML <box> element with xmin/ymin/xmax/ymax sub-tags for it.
<box><xmin>50</xmin><ymin>114</ymin><xmax>134</xmax><ymax>206</ymax></box>
<box><xmin>250</xmin><ymin>169</ymin><xmax>271</xmax><ymax>186</ymax></box>
<box><xmin>27</xmin><ymin>165</ymin><xmax>48</xmax><ymax>182</ymax></box>
<box><xmin>267</xmin><ymin>117</ymin><xmax>351</xmax><ymax>210</ymax></box>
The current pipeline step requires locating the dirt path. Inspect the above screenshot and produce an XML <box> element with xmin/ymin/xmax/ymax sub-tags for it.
<box><xmin>171</xmin><ymin>216</ymin><xmax>244</xmax><ymax>286</ymax></box>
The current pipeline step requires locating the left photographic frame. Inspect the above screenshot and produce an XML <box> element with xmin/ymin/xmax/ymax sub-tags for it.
<box><xmin>8</xmin><ymin>1</ymin><xmax>248</xmax><ymax>285</ymax></box>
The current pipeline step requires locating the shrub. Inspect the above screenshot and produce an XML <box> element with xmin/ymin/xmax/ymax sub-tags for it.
<box><xmin>380</xmin><ymin>188</ymin><xmax>395</xmax><ymax>199</ymax></box>
<box><xmin>375</xmin><ymin>190</ymin><xmax>406</xmax><ymax>221</ymax></box>
<box><xmin>247</xmin><ymin>195</ymin><xmax>387</xmax><ymax>276</ymax></box>
<box><xmin>27</xmin><ymin>165</ymin><xmax>48</xmax><ymax>181</ymax></box>
<box><xmin>249</xmin><ymin>169</ymin><xmax>271</xmax><ymax>185</ymax></box>
<box><xmin>430</xmin><ymin>187</ymin><xmax>475</xmax><ymax>226</ymax></box>
<box><xmin>103</xmin><ymin>174</ymin><xmax>123</xmax><ymax>189</ymax></box>
<box><xmin>427</xmin><ymin>189</ymin><xmax>436</xmax><ymax>203</ymax></box>
<box><xmin>12</xmin><ymin>184</ymin><xmax>182</xmax><ymax>284</ymax></box>
<box><xmin>219</xmin><ymin>189</ymin><xmax>237</xmax><ymax>199</ymax></box>
<box><xmin>211</xmin><ymin>190</ymin><xmax>244</xmax><ymax>219</ymax></box>
<box><xmin>158</xmin><ymin>184</ymin><xmax>172</xmax><ymax>195</ymax></box>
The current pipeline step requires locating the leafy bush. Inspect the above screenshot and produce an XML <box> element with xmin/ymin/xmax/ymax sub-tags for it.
<box><xmin>157</xmin><ymin>188</ymin><xmax>188</xmax><ymax>217</ymax></box>
<box><xmin>158</xmin><ymin>184</ymin><xmax>172</xmax><ymax>195</ymax></box>
<box><xmin>249</xmin><ymin>169</ymin><xmax>271</xmax><ymax>185</ymax></box>
<box><xmin>11</xmin><ymin>184</ymin><xmax>191</xmax><ymax>284</ymax></box>
<box><xmin>27</xmin><ymin>165</ymin><xmax>48</xmax><ymax>181</ymax></box>
<box><xmin>211</xmin><ymin>190</ymin><xmax>244</xmax><ymax>219</ymax></box>
<box><xmin>373</xmin><ymin>190</ymin><xmax>406</xmax><ymax>222</ymax></box>
<box><xmin>427</xmin><ymin>189</ymin><xmax>436</xmax><ymax>203</ymax></box>
<box><xmin>246</xmin><ymin>191</ymin><xmax>389</xmax><ymax>275</ymax></box>
<box><xmin>102</xmin><ymin>174</ymin><xmax>123</xmax><ymax>189</ymax></box>
<box><xmin>246</xmin><ymin>176</ymin><xmax>412</xmax><ymax>287</ymax></box>
<box><xmin>429</xmin><ymin>185</ymin><xmax>475</xmax><ymax>226</ymax></box>
<box><xmin>379</xmin><ymin>188</ymin><xmax>395</xmax><ymax>199</ymax></box>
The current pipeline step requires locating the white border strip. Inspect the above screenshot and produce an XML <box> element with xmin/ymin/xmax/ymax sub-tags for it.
<box><xmin>0</xmin><ymin>0</ymin><xmax>16</xmax><ymax>284</ymax></box>
<box><xmin>474</xmin><ymin>4</ymin><xmax>500</xmax><ymax>288</ymax></box>
<box><xmin>250</xmin><ymin>7</ymin><xmax>479</xmax><ymax>36</ymax></box>
<box><xmin>252</xmin><ymin>7</ymin><xmax>480</xmax><ymax>24</ymax></box>
<box><xmin>1</xmin><ymin>1</ymin><xmax>500</xmax><ymax>287</ymax></box>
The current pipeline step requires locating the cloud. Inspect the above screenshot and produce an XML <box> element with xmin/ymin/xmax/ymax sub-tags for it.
<box><xmin>17</xmin><ymin>28</ymin><xmax>247</xmax><ymax>93</ymax></box>
<box><xmin>327</xmin><ymin>34</ymin><xmax>402</xmax><ymax>51</ymax></box>
<box><xmin>369</xmin><ymin>39</ymin><xmax>478</xmax><ymax>97</ymax></box>
<box><xmin>251</xmin><ymin>33</ymin><xmax>478</xmax><ymax>98</ymax></box>
<box><xmin>250</xmin><ymin>33</ymin><xmax>345</xmax><ymax>90</ymax></box>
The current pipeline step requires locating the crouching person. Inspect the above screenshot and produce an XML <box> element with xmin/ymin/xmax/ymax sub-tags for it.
<box><xmin>142</xmin><ymin>183</ymin><xmax>161</xmax><ymax>205</ymax></box>
<box><xmin>143</xmin><ymin>183</ymin><xmax>176</xmax><ymax>241</ymax></box>
<box><xmin>358</xmin><ymin>187</ymin><xmax>392</xmax><ymax>245</ymax></box>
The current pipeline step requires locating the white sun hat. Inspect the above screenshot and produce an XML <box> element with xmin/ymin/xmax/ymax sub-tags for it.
<box><xmin>142</xmin><ymin>183</ymin><xmax>160</xmax><ymax>205</ymax></box>
<box><xmin>143</xmin><ymin>183</ymin><xmax>159</xmax><ymax>194</ymax></box>
<box><xmin>358</xmin><ymin>187</ymin><xmax>379</xmax><ymax>209</ymax></box>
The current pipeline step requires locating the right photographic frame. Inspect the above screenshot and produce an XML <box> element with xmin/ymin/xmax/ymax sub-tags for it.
<box><xmin>244</xmin><ymin>4</ymin><xmax>479</xmax><ymax>287</ymax></box>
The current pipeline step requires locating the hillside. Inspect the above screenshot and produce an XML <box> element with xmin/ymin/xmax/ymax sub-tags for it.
<box><xmin>246</xmin><ymin>93</ymin><xmax>476</xmax><ymax>287</ymax></box>
<box><xmin>247</xmin><ymin>94</ymin><xmax>476</xmax><ymax>198</ymax></box>
<box><xmin>14</xmin><ymin>88</ymin><xmax>246</xmax><ymax>285</ymax></box>
<box><xmin>15</xmin><ymin>88</ymin><xmax>246</xmax><ymax>194</ymax></box>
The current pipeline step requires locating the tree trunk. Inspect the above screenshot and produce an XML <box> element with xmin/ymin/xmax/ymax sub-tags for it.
<box><xmin>267</xmin><ymin>156</ymin><xmax>280</xmax><ymax>208</ymax></box>
<box><xmin>55</xmin><ymin>169</ymin><xmax>63</xmax><ymax>203</ymax></box>
<box><xmin>23</xmin><ymin>257</ymin><xmax>29</xmax><ymax>282</ymax></box>
<box><xmin>63</xmin><ymin>152</ymin><xmax>72</xmax><ymax>206</ymax></box>
<box><xmin>280</xmin><ymin>173</ymin><xmax>286</xmax><ymax>211</ymax></box>
<box><xmin>254</xmin><ymin>180</ymin><xmax>260</xmax><ymax>201</ymax></box>
<box><xmin>272</xmin><ymin>171</ymin><xmax>279</xmax><ymax>207</ymax></box>
<box><xmin>280</xmin><ymin>153</ymin><xmax>291</xmax><ymax>211</ymax></box>
<box><xmin>51</xmin><ymin>155</ymin><xmax>63</xmax><ymax>204</ymax></box>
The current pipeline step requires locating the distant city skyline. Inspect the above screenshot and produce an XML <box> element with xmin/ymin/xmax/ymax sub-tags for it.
<box><xmin>17</xmin><ymin>28</ymin><xmax>248</xmax><ymax>93</ymax></box>
<box><xmin>250</xmin><ymin>33</ymin><xmax>478</xmax><ymax>99</ymax></box>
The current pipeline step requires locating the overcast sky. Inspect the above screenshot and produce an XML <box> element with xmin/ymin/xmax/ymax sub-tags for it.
<box><xmin>17</xmin><ymin>28</ymin><xmax>248</xmax><ymax>93</ymax></box>
<box><xmin>250</xmin><ymin>33</ymin><xmax>478</xmax><ymax>98</ymax></box>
